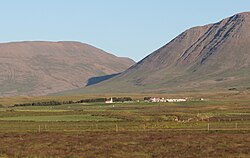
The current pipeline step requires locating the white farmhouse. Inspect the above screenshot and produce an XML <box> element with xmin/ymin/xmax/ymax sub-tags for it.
<box><xmin>105</xmin><ymin>98</ymin><xmax>113</xmax><ymax>103</ymax></box>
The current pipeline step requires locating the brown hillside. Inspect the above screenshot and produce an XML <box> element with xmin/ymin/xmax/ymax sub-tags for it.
<box><xmin>0</xmin><ymin>41</ymin><xmax>135</xmax><ymax>96</ymax></box>
<box><xmin>64</xmin><ymin>12</ymin><xmax>250</xmax><ymax>94</ymax></box>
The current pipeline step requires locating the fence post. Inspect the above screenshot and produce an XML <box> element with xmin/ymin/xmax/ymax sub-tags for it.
<box><xmin>116</xmin><ymin>124</ymin><xmax>118</xmax><ymax>132</ymax></box>
<box><xmin>38</xmin><ymin>125</ymin><xmax>41</xmax><ymax>133</ymax></box>
<box><xmin>207</xmin><ymin>123</ymin><xmax>210</xmax><ymax>131</ymax></box>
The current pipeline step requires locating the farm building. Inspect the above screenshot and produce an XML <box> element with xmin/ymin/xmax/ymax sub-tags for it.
<box><xmin>146</xmin><ymin>97</ymin><xmax>187</xmax><ymax>103</ymax></box>
<box><xmin>105</xmin><ymin>98</ymin><xmax>113</xmax><ymax>103</ymax></box>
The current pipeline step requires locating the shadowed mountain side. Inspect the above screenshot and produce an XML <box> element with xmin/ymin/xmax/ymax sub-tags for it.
<box><xmin>56</xmin><ymin>12</ymin><xmax>250</xmax><ymax>95</ymax></box>
<box><xmin>0</xmin><ymin>41</ymin><xmax>135</xmax><ymax>96</ymax></box>
<box><xmin>86</xmin><ymin>73</ymin><xmax>120</xmax><ymax>86</ymax></box>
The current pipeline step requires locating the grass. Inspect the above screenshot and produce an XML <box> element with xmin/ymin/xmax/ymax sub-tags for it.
<box><xmin>0</xmin><ymin>114</ymin><xmax>120</xmax><ymax>122</ymax></box>
<box><xmin>0</xmin><ymin>92</ymin><xmax>250</xmax><ymax>157</ymax></box>
<box><xmin>1</xmin><ymin>131</ymin><xmax>250</xmax><ymax>158</ymax></box>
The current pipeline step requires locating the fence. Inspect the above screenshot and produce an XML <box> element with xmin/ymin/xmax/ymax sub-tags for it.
<box><xmin>0</xmin><ymin>121</ymin><xmax>250</xmax><ymax>133</ymax></box>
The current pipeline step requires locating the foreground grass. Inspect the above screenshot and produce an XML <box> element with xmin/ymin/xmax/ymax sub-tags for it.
<box><xmin>1</xmin><ymin>131</ymin><xmax>250</xmax><ymax>158</ymax></box>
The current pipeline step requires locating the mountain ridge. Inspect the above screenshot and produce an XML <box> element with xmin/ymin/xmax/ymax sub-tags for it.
<box><xmin>61</xmin><ymin>12</ymin><xmax>250</xmax><ymax>95</ymax></box>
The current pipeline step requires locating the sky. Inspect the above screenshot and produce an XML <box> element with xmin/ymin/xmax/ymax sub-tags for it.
<box><xmin>0</xmin><ymin>0</ymin><xmax>249</xmax><ymax>61</ymax></box>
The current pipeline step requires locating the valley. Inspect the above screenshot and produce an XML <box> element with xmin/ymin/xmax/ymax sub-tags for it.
<box><xmin>0</xmin><ymin>8</ymin><xmax>249</xmax><ymax>158</ymax></box>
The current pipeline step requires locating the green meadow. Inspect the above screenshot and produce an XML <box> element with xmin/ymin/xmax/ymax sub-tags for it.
<box><xmin>0</xmin><ymin>91</ymin><xmax>250</xmax><ymax>157</ymax></box>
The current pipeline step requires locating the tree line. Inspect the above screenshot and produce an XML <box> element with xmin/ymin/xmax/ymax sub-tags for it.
<box><xmin>13</xmin><ymin>97</ymin><xmax>133</xmax><ymax>107</ymax></box>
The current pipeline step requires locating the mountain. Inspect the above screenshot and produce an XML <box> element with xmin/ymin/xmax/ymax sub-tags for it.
<box><xmin>61</xmin><ymin>12</ymin><xmax>250</xmax><ymax>94</ymax></box>
<box><xmin>0</xmin><ymin>41</ymin><xmax>135</xmax><ymax>96</ymax></box>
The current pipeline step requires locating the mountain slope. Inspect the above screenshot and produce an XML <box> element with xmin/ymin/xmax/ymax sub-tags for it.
<box><xmin>0</xmin><ymin>41</ymin><xmax>135</xmax><ymax>96</ymax></box>
<box><xmin>63</xmin><ymin>12</ymin><xmax>250</xmax><ymax>94</ymax></box>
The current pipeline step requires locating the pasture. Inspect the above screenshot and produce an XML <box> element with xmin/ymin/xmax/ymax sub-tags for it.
<box><xmin>0</xmin><ymin>91</ymin><xmax>250</xmax><ymax>157</ymax></box>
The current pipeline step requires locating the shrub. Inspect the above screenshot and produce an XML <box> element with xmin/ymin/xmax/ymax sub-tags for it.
<box><xmin>144</xmin><ymin>97</ymin><xmax>151</xmax><ymax>101</ymax></box>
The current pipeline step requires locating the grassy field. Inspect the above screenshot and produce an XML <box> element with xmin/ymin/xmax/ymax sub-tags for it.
<box><xmin>0</xmin><ymin>91</ymin><xmax>250</xmax><ymax>157</ymax></box>
<box><xmin>1</xmin><ymin>90</ymin><xmax>249</xmax><ymax>106</ymax></box>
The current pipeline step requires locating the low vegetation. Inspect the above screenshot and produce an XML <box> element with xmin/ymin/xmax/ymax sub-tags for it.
<box><xmin>0</xmin><ymin>92</ymin><xmax>250</xmax><ymax>157</ymax></box>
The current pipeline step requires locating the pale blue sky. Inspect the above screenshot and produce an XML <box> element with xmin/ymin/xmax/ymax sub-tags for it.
<box><xmin>0</xmin><ymin>0</ymin><xmax>249</xmax><ymax>61</ymax></box>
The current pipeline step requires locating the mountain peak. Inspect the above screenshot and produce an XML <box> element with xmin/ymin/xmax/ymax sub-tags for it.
<box><xmin>73</xmin><ymin>12</ymin><xmax>250</xmax><ymax>94</ymax></box>
<box><xmin>236</xmin><ymin>11</ymin><xmax>250</xmax><ymax>17</ymax></box>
